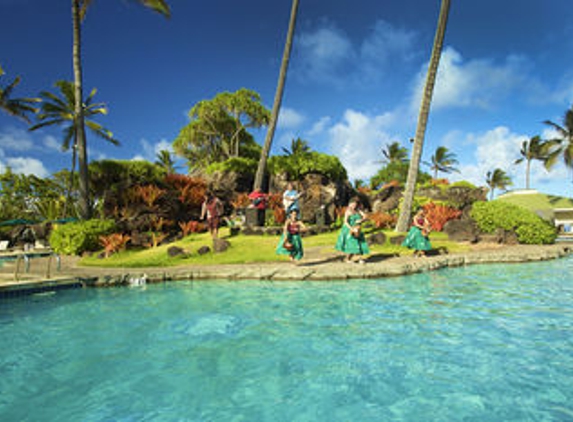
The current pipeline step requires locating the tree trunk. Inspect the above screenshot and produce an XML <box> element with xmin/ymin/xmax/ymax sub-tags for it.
<box><xmin>526</xmin><ymin>158</ymin><xmax>531</xmax><ymax>190</ymax></box>
<box><xmin>253</xmin><ymin>0</ymin><xmax>299</xmax><ymax>191</ymax></box>
<box><xmin>72</xmin><ymin>0</ymin><xmax>91</xmax><ymax>219</ymax></box>
<box><xmin>395</xmin><ymin>0</ymin><xmax>450</xmax><ymax>232</ymax></box>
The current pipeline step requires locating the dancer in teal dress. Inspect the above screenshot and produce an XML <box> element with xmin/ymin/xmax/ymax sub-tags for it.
<box><xmin>276</xmin><ymin>209</ymin><xmax>306</xmax><ymax>261</ymax></box>
<box><xmin>335</xmin><ymin>197</ymin><xmax>370</xmax><ymax>263</ymax></box>
<box><xmin>402</xmin><ymin>208</ymin><xmax>432</xmax><ymax>257</ymax></box>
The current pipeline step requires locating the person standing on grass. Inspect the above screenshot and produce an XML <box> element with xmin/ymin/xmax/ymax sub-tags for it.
<box><xmin>335</xmin><ymin>197</ymin><xmax>369</xmax><ymax>263</ymax></box>
<box><xmin>276</xmin><ymin>209</ymin><xmax>306</xmax><ymax>262</ymax></box>
<box><xmin>200</xmin><ymin>191</ymin><xmax>224</xmax><ymax>239</ymax></box>
<box><xmin>282</xmin><ymin>181</ymin><xmax>302</xmax><ymax>216</ymax></box>
<box><xmin>401</xmin><ymin>208</ymin><xmax>432</xmax><ymax>257</ymax></box>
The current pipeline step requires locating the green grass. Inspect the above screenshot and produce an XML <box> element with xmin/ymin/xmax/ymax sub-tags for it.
<box><xmin>498</xmin><ymin>192</ymin><xmax>573</xmax><ymax>212</ymax></box>
<box><xmin>79</xmin><ymin>226</ymin><xmax>469</xmax><ymax>268</ymax></box>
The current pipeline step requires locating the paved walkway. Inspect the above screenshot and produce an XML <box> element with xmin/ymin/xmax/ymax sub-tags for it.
<box><xmin>1</xmin><ymin>243</ymin><xmax>571</xmax><ymax>291</ymax></box>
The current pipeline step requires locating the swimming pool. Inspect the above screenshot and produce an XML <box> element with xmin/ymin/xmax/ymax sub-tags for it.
<box><xmin>1</xmin><ymin>257</ymin><xmax>572</xmax><ymax>421</ymax></box>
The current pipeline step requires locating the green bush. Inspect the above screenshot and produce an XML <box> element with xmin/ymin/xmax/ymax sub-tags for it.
<box><xmin>449</xmin><ymin>180</ymin><xmax>478</xmax><ymax>189</ymax></box>
<box><xmin>470</xmin><ymin>201</ymin><xmax>557</xmax><ymax>244</ymax></box>
<box><xmin>205</xmin><ymin>157</ymin><xmax>258</xmax><ymax>175</ymax></box>
<box><xmin>49</xmin><ymin>219</ymin><xmax>117</xmax><ymax>255</ymax></box>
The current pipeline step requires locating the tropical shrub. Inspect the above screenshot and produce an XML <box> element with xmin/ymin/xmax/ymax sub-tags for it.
<box><xmin>100</xmin><ymin>233</ymin><xmax>131</xmax><ymax>258</ymax></box>
<box><xmin>368</xmin><ymin>212</ymin><xmax>397</xmax><ymax>229</ymax></box>
<box><xmin>423</xmin><ymin>202</ymin><xmax>462</xmax><ymax>232</ymax></box>
<box><xmin>205</xmin><ymin>157</ymin><xmax>258</xmax><ymax>175</ymax></box>
<box><xmin>470</xmin><ymin>201</ymin><xmax>557</xmax><ymax>244</ymax></box>
<box><xmin>50</xmin><ymin>219</ymin><xmax>116</xmax><ymax>255</ymax></box>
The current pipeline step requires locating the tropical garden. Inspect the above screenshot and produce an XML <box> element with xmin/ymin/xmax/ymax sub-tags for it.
<box><xmin>1</xmin><ymin>0</ymin><xmax>572</xmax><ymax>267</ymax></box>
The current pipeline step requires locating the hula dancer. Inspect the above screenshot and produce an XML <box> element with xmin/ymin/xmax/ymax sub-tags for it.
<box><xmin>402</xmin><ymin>208</ymin><xmax>432</xmax><ymax>257</ymax></box>
<box><xmin>335</xmin><ymin>197</ymin><xmax>369</xmax><ymax>263</ymax></box>
<box><xmin>276</xmin><ymin>209</ymin><xmax>306</xmax><ymax>261</ymax></box>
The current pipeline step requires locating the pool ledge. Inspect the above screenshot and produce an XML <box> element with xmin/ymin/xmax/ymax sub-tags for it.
<box><xmin>1</xmin><ymin>244</ymin><xmax>571</xmax><ymax>293</ymax></box>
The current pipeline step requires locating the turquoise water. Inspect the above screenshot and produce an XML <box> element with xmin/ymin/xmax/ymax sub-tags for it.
<box><xmin>1</xmin><ymin>258</ymin><xmax>573</xmax><ymax>421</ymax></box>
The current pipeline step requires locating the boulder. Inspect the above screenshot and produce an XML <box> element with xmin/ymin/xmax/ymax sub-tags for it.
<box><xmin>197</xmin><ymin>245</ymin><xmax>211</xmax><ymax>255</ymax></box>
<box><xmin>368</xmin><ymin>231</ymin><xmax>387</xmax><ymax>245</ymax></box>
<box><xmin>167</xmin><ymin>246</ymin><xmax>186</xmax><ymax>257</ymax></box>
<box><xmin>213</xmin><ymin>238</ymin><xmax>230</xmax><ymax>253</ymax></box>
<box><xmin>443</xmin><ymin>219</ymin><xmax>479</xmax><ymax>243</ymax></box>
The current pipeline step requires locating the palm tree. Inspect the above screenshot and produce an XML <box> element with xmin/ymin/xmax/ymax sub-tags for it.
<box><xmin>282</xmin><ymin>138</ymin><xmax>310</xmax><ymax>156</ymax></box>
<box><xmin>486</xmin><ymin>168</ymin><xmax>512</xmax><ymax>200</ymax></box>
<box><xmin>426</xmin><ymin>146</ymin><xmax>459</xmax><ymax>179</ymax></box>
<box><xmin>380</xmin><ymin>141</ymin><xmax>408</xmax><ymax>165</ymax></box>
<box><xmin>514</xmin><ymin>135</ymin><xmax>551</xmax><ymax>190</ymax></box>
<box><xmin>0</xmin><ymin>67</ymin><xmax>39</xmax><ymax>123</ymax></box>
<box><xmin>155</xmin><ymin>149</ymin><xmax>177</xmax><ymax>174</ymax></box>
<box><xmin>396</xmin><ymin>0</ymin><xmax>451</xmax><ymax>232</ymax></box>
<box><xmin>71</xmin><ymin>0</ymin><xmax>170</xmax><ymax>219</ymax></box>
<box><xmin>30</xmin><ymin>80</ymin><xmax>118</xmax><ymax>215</ymax></box>
<box><xmin>543</xmin><ymin>105</ymin><xmax>573</xmax><ymax>195</ymax></box>
<box><xmin>253</xmin><ymin>0</ymin><xmax>299</xmax><ymax>191</ymax></box>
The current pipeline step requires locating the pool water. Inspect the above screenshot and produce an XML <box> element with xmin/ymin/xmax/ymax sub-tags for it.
<box><xmin>1</xmin><ymin>257</ymin><xmax>573</xmax><ymax>421</ymax></box>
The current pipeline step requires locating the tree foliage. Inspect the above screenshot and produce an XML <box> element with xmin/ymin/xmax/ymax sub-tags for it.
<box><xmin>173</xmin><ymin>88</ymin><xmax>269</xmax><ymax>171</ymax></box>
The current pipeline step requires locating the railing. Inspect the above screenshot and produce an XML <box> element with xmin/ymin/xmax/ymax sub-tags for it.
<box><xmin>13</xmin><ymin>252</ymin><xmax>61</xmax><ymax>282</ymax></box>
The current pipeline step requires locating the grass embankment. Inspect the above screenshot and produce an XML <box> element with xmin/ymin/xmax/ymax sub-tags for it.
<box><xmin>79</xmin><ymin>227</ymin><xmax>468</xmax><ymax>268</ymax></box>
<box><xmin>498</xmin><ymin>192</ymin><xmax>573</xmax><ymax>212</ymax></box>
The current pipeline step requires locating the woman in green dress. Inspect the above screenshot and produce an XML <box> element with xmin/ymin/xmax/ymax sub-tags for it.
<box><xmin>402</xmin><ymin>208</ymin><xmax>432</xmax><ymax>257</ymax></box>
<box><xmin>276</xmin><ymin>209</ymin><xmax>306</xmax><ymax>261</ymax></box>
<box><xmin>335</xmin><ymin>197</ymin><xmax>369</xmax><ymax>263</ymax></box>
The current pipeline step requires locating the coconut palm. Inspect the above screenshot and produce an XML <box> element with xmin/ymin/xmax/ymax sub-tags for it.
<box><xmin>254</xmin><ymin>0</ymin><xmax>299</xmax><ymax>191</ymax></box>
<box><xmin>381</xmin><ymin>141</ymin><xmax>408</xmax><ymax>165</ymax></box>
<box><xmin>0</xmin><ymin>68</ymin><xmax>39</xmax><ymax>123</ymax></box>
<box><xmin>543</xmin><ymin>105</ymin><xmax>573</xmax><ymax>195</ymax></box>
<box><xmin>30</xmin><ymin>80</ymin><xmax>118</xmax><ymax>215</ymax></box>
<box><xmin>486</xmin><ymin>168</ymin><xmax>512</xmax><ymax>200</ymax></box>
<box><xmin>514</xmin><ymin>135</ymin><xmax>551</xmax><ymax>190</ymax></box>
<box><xmin>71</xmin><ymin>0</ymin><xmax>170</xmax><ymax>219</ymax></box>
<box><xmin>282</xmin><ymin>138</ymin><xmax>310</xmax><ymax>156</ymax></box>
<box><xmin>426</xmin><ymin>146</ymin><xmax>459</xmax><ymax>179</ymax></box>
<box><xmin>396</xmin><ymin>0</ymin><xmax>451</xmax><ymax>232</ymax></box>
<box><xmin>155</xmin><ymin>149</ymin><xmax>178</xmax><ymax>174</ymax></box>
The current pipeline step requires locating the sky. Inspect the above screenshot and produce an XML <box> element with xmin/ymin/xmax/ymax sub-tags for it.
<box><xmin>2</xmin><ymin>0</ymin><xmax>573</xmax><ymax>198</ymax></box>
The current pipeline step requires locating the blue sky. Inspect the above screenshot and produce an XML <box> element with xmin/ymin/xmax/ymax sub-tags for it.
<box><xmin>2</xmin><ymin>0</ymin><xmax>573</xmax><ymax>197</ymax></box>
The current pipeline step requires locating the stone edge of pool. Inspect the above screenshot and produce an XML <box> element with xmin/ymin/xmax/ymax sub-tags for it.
<box><xmin>1</xmin><ymin>244</ymin><xmax>571</xmax><ymax>296</ymax></box>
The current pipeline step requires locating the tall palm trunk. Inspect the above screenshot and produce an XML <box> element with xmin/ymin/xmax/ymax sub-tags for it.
<box><xmin>396</xmin><ymin>0</ymin><xmax>451</xmax><ymax>232</ymax></box>
<box><xmin>525</xmin><ymin>158</ymin><xmax>531</xmax><ymax>190</ymax></box>
<box><xmin>72</xmin><ymin>0</ymin><xmax>90</xmax><ymax>219</ymax></box>
<box><xmin>253</xmin><ymin>0</ymin><xmax>299</xmax><ymax>191</ymax></box>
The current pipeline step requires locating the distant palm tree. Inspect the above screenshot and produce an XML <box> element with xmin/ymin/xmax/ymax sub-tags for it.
<box><xmin>71</xmin><ymin>0</ymin><xmax>170</xmax><ymax>219</ymax></box>
<box><xmin>396</xmin><ymin>0</ymin><xmax>451</xmax><ymax>232</ymax></box>
<box><xmin>155</xmin><ymin>149</ymin><xmax>177</xmax><ymax>174</ymax></box>
<box><xmin>514</xmin><ymin>135</ymin><xmax>551</xmax><ymax>190</ymax></box>
<box><xmin>30</xmin><ymin>80</ymin><xmax>118</xmax><ymax>214</ymax></box>
<box><xmin>426</xmin><ymin>146</ymin><xmax>459</xmax><ymax>179</ymax></box>
<box><xmin>543</xmin><ymin>105</ymin><xmax>573</xmax><ymax>195</ymax></box>
<box><xmin>381</xmin><ymin>141</ymin><xmax>408</xmax><ymax>165</ymax></box>
<box><xmin>254</xmin><ymin>0</ymin><xmax>299</xmax><ymax>191</ymax></box>
<box><xmin>486</xmin><ymin>168</ymin><xmax>512</xmax><ymax>200</ymax></box>
<box><xmin>0</xmin><ymin>67</ymin><xmax>39</xmax><ymax>123</ymax></box>
<box><xmin>282</xmin><ymin>137</ymin><xmax>310</xmax><ymax>156</ymax></box>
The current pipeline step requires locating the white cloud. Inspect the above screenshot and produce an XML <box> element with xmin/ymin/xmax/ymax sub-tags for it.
<box><xmin>4</xmin><ymin>157</ymin><xmax>50</xmax><ymax>178</ymax></box>
<box><xmin>328</xmin><ymin>109</ymin><xmax>398</xmax><ymax>181</ymax></box>
<box><xmin>134</xmin><ymin>138</ymin><xmax>173</xmax><ymax>162</ymax></box>
<box><xmin>278</xmin><ymin>107</ymin><xmax>305</xmax><ymax>129</ymax></box>
<box><xmin>43</xmin><ymin>135</ymin><xmax>62</xmax><ymax>152</ymax></box>
<box><xmin>410</xmin><ymin>47</ymin><xmax>531</xmax><ymax>112</ymax></box>
<box><xmin>307</xmin><ymin>116</ymin><xmax>331</xmax><ymax>136</ymax></box>
<box><xmin>0</xmin><ymin>127</ymin><xmax>34</xmax><ymax>152</ymax></box>
<box><xmin>446</xmin><ymin>126</ymin><xmax>571</xmax><ymax>195</ymax></box>
<box><xmin>296</xmin><ymin>23</ymin><xmax>354</xmax><ymax>85</ymax></box>
<box><xmin>295</xmin><ymin>19</ymin><xmax>417</xmax><ymax>87</ymax></box>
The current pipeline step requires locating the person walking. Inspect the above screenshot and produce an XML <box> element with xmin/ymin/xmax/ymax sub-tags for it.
<box><xmin>200</xmin><ymin>191</ymin><xmax>224</xmax><ymax>239</ymax></box>
<box><xmin>335</xmin><ymin>197</ymin><xmax>369</xmax><ymax>263</ymax></box>
<box><xmin>276</xmin><ymin>209</ymin><xmax>306</xmax><ymax>262</ymax></box>
<box><xmin>402</xmin><ymin>208</ymin><xmax>432</xmax><ymax>257</ymax></box>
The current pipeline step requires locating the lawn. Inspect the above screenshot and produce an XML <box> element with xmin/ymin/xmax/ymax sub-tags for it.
<box><xmin>79</xmin><ymin>226</ymin><xmax>469</xmax><ymax>268</ymax></box>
